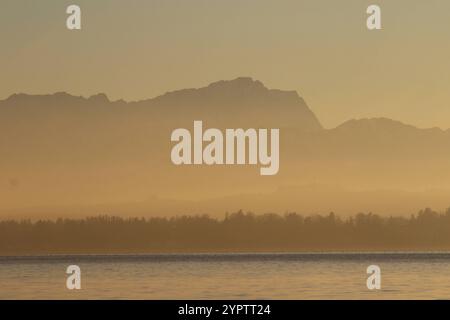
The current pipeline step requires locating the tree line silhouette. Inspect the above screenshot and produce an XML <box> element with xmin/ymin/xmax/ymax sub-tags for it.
<box><xmin>1</xmin><ymin>208</ymin><xmax>450</xmax><ymax>254</ymax></box>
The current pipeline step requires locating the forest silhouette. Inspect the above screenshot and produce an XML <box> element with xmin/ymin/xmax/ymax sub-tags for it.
<box><xmin>2</xmin><ymin>208</ymin><xmax>450</xmax><ymax>255</ymax></box>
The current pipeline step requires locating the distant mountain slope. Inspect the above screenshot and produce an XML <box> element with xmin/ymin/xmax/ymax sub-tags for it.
<box><xmin>311</xmin><ymin>117</ymin><xmax>450</xmax><ymax>160</ymax></box>
<box><xmin>1</xmin><ymin>78</ymin><xmax>450</xmax><ymax>217</ymax></box>
<box><xmin>0</xmin><ymin>77</ymin><xmax>322</xmax><ymax>130</ymax></box>
<box><xmin>134</xmin><ymin>77</ymin><xmax>322</xmax><ymax>131</ymax></box>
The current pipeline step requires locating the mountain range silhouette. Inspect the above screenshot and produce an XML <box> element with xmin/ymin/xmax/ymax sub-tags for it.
<box><xmin>1</xmin><ymin>77</ymin><xmax>450</xmax><ymax>218</ymax></box>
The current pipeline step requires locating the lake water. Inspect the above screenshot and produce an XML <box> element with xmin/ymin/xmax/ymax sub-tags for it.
<box><xmin>1</xmin><ymin>253</ymin><xmax>450</xmax><ymax>299</ymax></box>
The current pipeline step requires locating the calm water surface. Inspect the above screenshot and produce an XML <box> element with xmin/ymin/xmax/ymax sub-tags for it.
<box><xmin>1</xmin><ymin>253</ymin><xmax>450</xmax><ymax>299</ymax></box>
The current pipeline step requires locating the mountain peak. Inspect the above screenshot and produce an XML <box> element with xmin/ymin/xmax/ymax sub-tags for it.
<box><xmin>207</xmin><ymin>77</ymin><xmax>266</xmax><ymax>91</ymax></box>
<box><xmin>144</xmin><ymin>77</ymin><xmax>322</xmax><ymax>131</ymax></box>
<box><xmin>153</xmin><ymin>77</ymin><xmax>304</xmax><ymax>103</ymax></box>
<box><xmin>88</xmin><ymin>93</ymin><xmax>110</xmax><ymax>103</ymax></box>
<box><xmin>336</xmin><ymin>117</ymin><xmax>413</xmax><ymax>130</ymax></box>
<box><xmin>333</xmin><ymin>117</ymin><xmax>447</xmax><ymax>136</ymax></box>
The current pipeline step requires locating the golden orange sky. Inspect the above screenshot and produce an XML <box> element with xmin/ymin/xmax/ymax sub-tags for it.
<box><xmin>1</xmin><ymin>0</ymin><xmax>450</xmax><ymax>129</ymax></box>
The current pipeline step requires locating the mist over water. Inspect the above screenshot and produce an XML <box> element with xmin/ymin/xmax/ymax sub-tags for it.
<box><xmin>1</xmin><ymin>253</ymin><xmax>450</xmax><ymax>299</ymax></box>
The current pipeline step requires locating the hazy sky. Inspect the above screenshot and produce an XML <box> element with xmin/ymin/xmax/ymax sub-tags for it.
<box><xmin>1</xmin><ymin>0</ymin><xmax>450</xmax><ymax>129</ymax></box>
